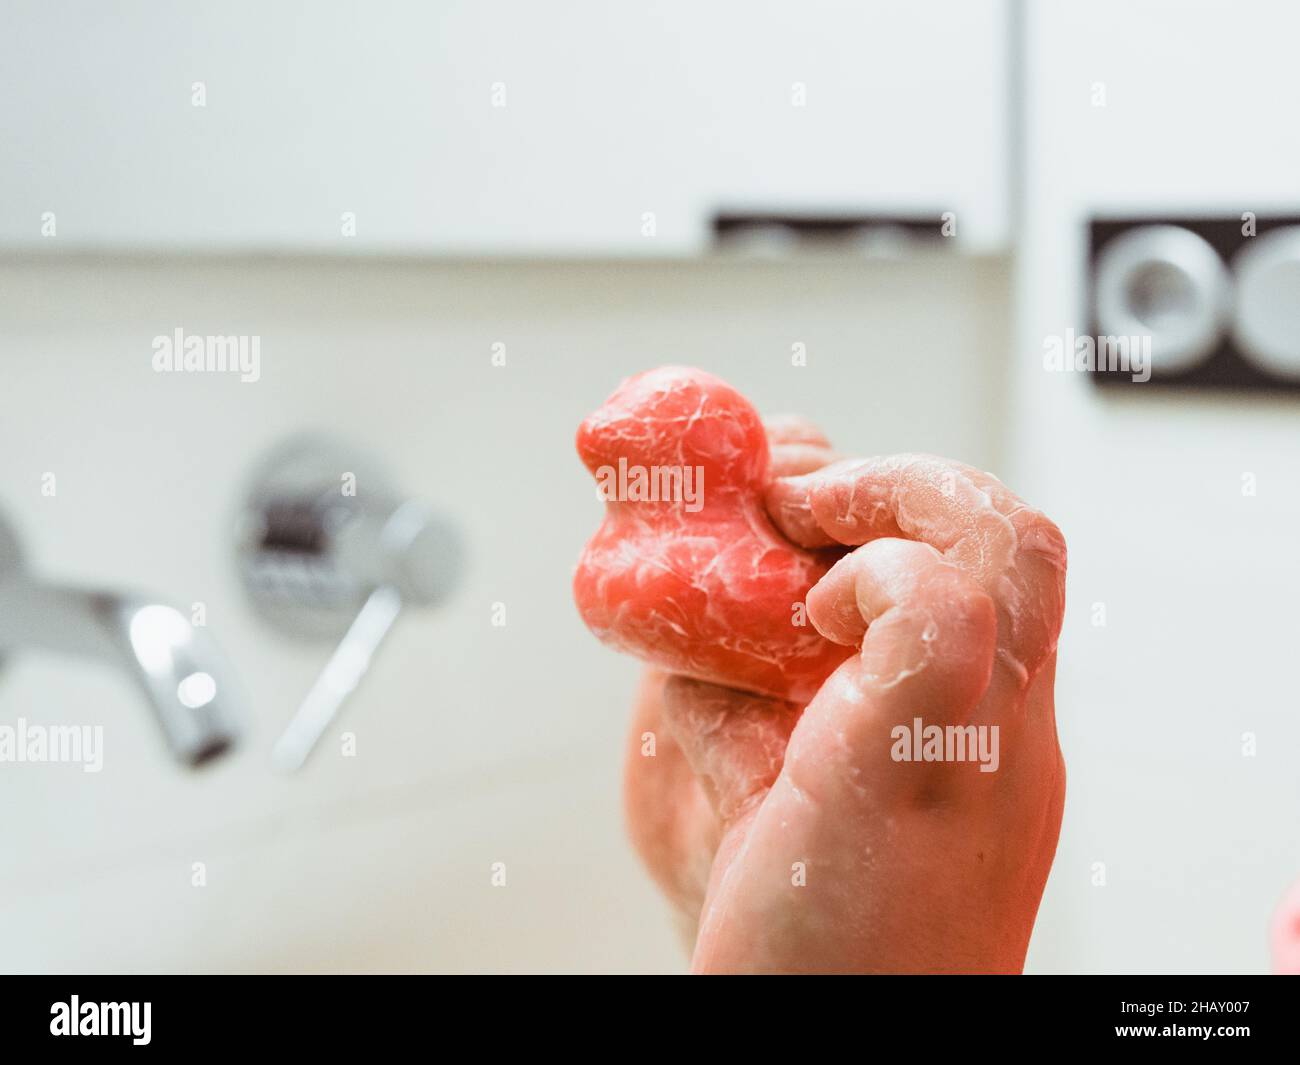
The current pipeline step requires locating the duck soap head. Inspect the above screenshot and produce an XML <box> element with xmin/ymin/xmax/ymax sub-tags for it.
<box><xmin>573</xmin><ymin>366</ymin><xmax>853</xmax><ymax>703</ymax></box>
<box><xmin>575</xmin><ymin>365</ymin><xmax>768</xmax><ymax>504</ymax></box>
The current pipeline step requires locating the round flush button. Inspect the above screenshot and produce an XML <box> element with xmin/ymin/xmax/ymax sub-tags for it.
<box><xmin>1093</xmin><ymin>225</ymin><xmax>1231</xmax><ymax>375</ymax></box>
<box><xmin>1231</xmin><ymin>226</ymin><xmax>1300</xmax><ymax>381</ymax></box>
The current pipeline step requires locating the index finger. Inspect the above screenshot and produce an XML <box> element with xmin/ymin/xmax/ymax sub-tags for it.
<box><xmin>803</xmin><ymin>454</ymin><xmax>1067</xmax><ymax>677</ymax></box>
<box><xmin>807</xmin><ymin>454</ymin><xmax>1018</xmax><ymax>582</ymax></box>
<box><xmin>761</xmin><ymin>416</ymin><xmax>840</xmax><ymax>542</ymax></box>
<box><xmin>763</xmin><ymin>414</ymin><xmax>839</xmax><ymax>477</ymax></box>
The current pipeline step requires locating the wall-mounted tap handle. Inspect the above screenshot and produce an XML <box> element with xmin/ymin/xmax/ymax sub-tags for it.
<box><xmin>237</xmin><ymin>435</ymin><xmax>463</xmax><ymax>772</ymax></box>
<box><xmin>270</xmin><ymin>584</ymin><xmax>402</xmax><ymax>772</ymax></box>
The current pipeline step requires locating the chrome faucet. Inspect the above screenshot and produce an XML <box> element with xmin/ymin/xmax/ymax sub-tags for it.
<box><xmin>0</xmin><ymin>515</ymin><xmax>241</xmax><ymax>767</ymax></box>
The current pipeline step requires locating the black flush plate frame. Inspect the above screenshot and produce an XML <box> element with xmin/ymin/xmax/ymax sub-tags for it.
<box><xmin>1088</xmin><ymin>214</ymin><xmax>1300</xmax><ymax>393</ymax></box>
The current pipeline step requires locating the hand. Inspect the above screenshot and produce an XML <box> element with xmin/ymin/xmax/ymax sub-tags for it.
<box><xmin>624</xmin><ymin>419</ymin><xmax>1067</xmax><ymax>973</ymax></box>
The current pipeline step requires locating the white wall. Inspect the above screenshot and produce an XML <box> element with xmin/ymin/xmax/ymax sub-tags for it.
<box><xmin>1012</xmin><ymin>0</ymin><xmax>1300</xmax><ymax>975</ymax></box>
<box><xmin>0</xmin><ymin>0</ymin><xmax>1010</xmax><ymax>254</ymax></box>
<box><xmin>0</xmin><ymin>254</ymin><xmax>1008</xmax><ymax>972</ymax></box>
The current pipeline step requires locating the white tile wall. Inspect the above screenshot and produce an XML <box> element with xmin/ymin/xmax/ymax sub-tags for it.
<box><xmin>1013</xmin><ymin>0</ymin><xmax>1300</xmax><ymax>975</ymax></box>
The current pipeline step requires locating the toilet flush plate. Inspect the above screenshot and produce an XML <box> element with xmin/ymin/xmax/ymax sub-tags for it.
<box><xmin>1088</xmin><ymin>214</ymin><xmax>1300</xmax><ymax>392</ymax></box>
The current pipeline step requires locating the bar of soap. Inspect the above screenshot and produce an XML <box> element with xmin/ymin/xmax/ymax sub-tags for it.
<box><xmin>572</xmin><ymin>366</ymin><xmax>852</xmax><ymax>703</ymax></box>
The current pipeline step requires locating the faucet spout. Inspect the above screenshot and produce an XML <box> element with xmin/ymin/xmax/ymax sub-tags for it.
<box><xmin>0</xmin><ymin>580</ymin><xmax>241</xmax><ymax>767</ymax></box>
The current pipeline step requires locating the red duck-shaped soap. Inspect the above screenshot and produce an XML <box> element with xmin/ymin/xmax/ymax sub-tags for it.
<box><xmin>573</xmin><ymin>366</ymin><xmax>853</xmax><ymax>703</ymax></box>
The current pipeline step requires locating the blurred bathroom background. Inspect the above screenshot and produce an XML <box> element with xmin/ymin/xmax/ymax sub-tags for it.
<box><xmin>0</xmin><ymin>1</ymin><xmax>1296</xmax><ymax>973</ymax></box>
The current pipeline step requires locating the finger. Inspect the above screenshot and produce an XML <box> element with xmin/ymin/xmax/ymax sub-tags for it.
<box><xmin>763</xmin><ymin>414</ymin><xmax>831</xmax><ymax>450</ymax></box>
<box><xmin>803</xmin><ymin>538</ymin><xmax>998</xmax><ymax>734</ymax></box>
<box><xmin>806</xmin><ymin>454</ymin><xmax>1018</xmax><ymax>581</ymax></box>
<box><xmin>809</xmin><ymin>456</ymin><xmax>1069</xmax><ymax>679</ymax></box>
<box><xmin>764</xmin><ymin>415</ymin><xmax>839</xmax><ymax>480</ymax></box>
<box><xmin>661</xmin><ymin>675</ymin><xmax>802</xmax><ymax>826</ymax></box>
<box><xmin>769</xmin><ymin>443</ymin><xmax>838</xmax><ymax>479</ymax></box>
<box><xmin>865</xmin><ymin>459</ymin><xmax>1067</xmax><ymax>678</ymax></box>
<box><xmin>770</xmin><ymin>455</ymin><xmax>1021</xmax><ymax>551</ymax></box>
<box><xmin>995</xmin><ymin>513</ymin><xmax>1067</xmax><ymax>679</ymax></box>
<box><xmin>940</xmin><ymin>463</ymin><xmax>1068</xmax><ymax>661</ymax></box>
<box><xmin>766</xmin><ymin>458</ymin><xmax>902</xmax><ymax>548</ymax></box>
<box><xmin>805</xmin><ymin>536</ymin><xmax>964</xmax><ymax>647</ymax></box>
<box><xmin>762</xmin><ymin>416</ymin><xmax>841</xmax><ymax>545</ymax></box>
<box><xmin>764</xmin><ymin>471</ymin><xmax>839</xmax><ymax>547</ymax></box>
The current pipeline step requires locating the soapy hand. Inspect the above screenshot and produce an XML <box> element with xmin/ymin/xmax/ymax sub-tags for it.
<box><xmin>578</xmin><ymin>367</ymin><xmax>1068</xmax><ymax>973</ymax></box>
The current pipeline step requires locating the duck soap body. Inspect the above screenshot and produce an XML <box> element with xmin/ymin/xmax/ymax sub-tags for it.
<box><xmin>572</xmin><ymin>366</ymin><xmax>852</xmax><ymax>703</ymax></box>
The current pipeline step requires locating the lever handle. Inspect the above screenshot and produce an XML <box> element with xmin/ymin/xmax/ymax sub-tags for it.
<box><xmin>237</xmin><ymin>435</ymin><xmax>462</xmax><ymax>771</ymax></box>
<box><xmin>270</xmin><ymin>584</ymin><xmax>402</xmax><ymax>771</ymax></box>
